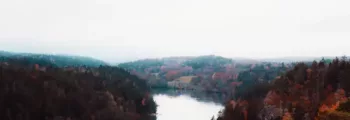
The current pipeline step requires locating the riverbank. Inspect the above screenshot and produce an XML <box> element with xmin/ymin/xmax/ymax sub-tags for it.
<box><xmin>150</xmin><ymin>85</ymin><xmax>232</xmax><ymax>94</ymax></box>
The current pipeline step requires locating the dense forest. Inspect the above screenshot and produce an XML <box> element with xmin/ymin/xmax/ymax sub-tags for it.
<box><xmin>0</xmin><ymin>53</ymin><xmax>156</xmax><ymax>120</ymax></box>
<box><xmin>217</xmin><ymin>57</ymin><xmax>350</xmax><ymax>120</ymax></box>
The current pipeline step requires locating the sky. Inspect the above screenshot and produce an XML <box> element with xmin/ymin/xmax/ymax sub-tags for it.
<box><xmin>0</xmin><ymin>0</ymin><xmax>350</xmax><ymax>63</ymax></box>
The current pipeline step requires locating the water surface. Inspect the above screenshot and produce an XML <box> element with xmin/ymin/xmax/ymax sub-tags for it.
<box><xmin>152</xmin><ymin>89</ymin><xmax>224</xmax><ymax>120</ymax></box>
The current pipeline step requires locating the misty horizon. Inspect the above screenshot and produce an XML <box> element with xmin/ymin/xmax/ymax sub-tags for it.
<box><xmin>1</xmin><ymin>0</ymin><xmax>350</xmax><ymax>63</ymax></box>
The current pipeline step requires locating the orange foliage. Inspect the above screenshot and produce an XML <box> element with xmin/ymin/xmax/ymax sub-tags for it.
<box><xmin>282</xmin><ymin>112</ymin><xmax>293</xmax><ymax>120</ymax></box>
<box><xmin>317</xmin><ymin>89</ymin><xmax>346</xmax><ymax>118</ymax></box>
<box><xmin>318</xmin><ymin>102</ymin><xmax>340</xmax><ymax>113</ymax></box>
<box><xmin>324</xmin><ymin>94</ymin><xmax>337</xmax><ymax>106</ymax></box>
<box><xmin>319</xmin><ymin>104</ymin><xmax>328</xmax><ymax>113</ymax></box>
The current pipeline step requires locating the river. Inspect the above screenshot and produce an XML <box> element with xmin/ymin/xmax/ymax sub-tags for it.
<box><xmin>152</xmin><ymin>89</ymin><xmax>226</xmax><ymax>120</ymax></box>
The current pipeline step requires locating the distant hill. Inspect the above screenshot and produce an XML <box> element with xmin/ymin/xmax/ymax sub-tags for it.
<box><xmin>118</xmin><ymin>55</ymin><xmax>234</xmax><ymax>71</ymax></box>
<box><xmin>0</xmin><ymin>51</ymin><xmax>15</xmax><ymax>57</ymax></box>
<box><xmin>118</xmin><ymin>55</ymin><xmax>294</xmax><ymax>93</ymax></box>
<box><xmin>0</xmin><ymin>51</ymin><xmax>108</xmax><ymax>67</ymax></box>
<box><xmin>257</xmin><ymin>56</ymin><xmax>342</xmax><ymax>63</ymax></box>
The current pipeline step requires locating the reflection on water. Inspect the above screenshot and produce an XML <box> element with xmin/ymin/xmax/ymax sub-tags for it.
<box><xmin>152</xmin><ymin>89</ymin><xmax>225</xmax><ymax>120</ymax></box>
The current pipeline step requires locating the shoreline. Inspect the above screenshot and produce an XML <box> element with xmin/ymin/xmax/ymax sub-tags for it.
<box><xmin>150</xmin><ymin>86</ymin><xmax>227</xmax><ymax>94</ymax></box>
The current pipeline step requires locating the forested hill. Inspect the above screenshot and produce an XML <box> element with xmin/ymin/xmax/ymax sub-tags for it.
<box><xmin>0</xmin><ymin>53</ymin><xmax>157</xmax><ymax>120</ymax></box>
<box><xmin>0</xmin><ymin>51</ymin><xmax>108</xmax><ymax>67</ymax></box>
<box><xmin>117</xmin><ymin>55</ymin><xmax>292</xmax><ymax>92</ymax></box>
<box><xmin>118</xmin><ymin>55</ymin><xmax>233</xmax><ymax>70</ymax></box>
<box><xmin>218</xmin><ymin>58</ymin><xmax>350</xmax><ymax>120</ymax></box>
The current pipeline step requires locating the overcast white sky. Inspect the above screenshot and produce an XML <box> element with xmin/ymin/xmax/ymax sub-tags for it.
<box><xmin>0</xmin><ymin>0</ymin><xmax>350</xmax><ymax>63</ymax></box>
